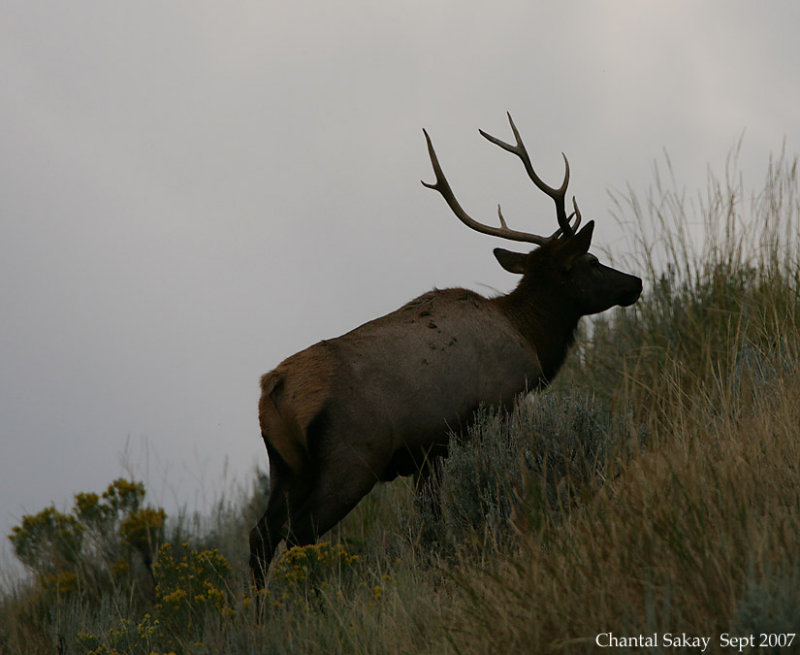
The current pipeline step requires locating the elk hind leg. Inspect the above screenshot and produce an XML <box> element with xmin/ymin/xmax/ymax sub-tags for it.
<box><xmin>249</xmin><ymin>494</ymin><xmax>285</xmax><ymax>590</ymax></box>
<box><xmin>284</xmin><ymin>463</ymin><xmax>377</xmax><ymax>550</ymax></box>
<box><xmin>249</xmin><ymin>452</ymin><xmax>313</xmax><ymax>589</ymax></box>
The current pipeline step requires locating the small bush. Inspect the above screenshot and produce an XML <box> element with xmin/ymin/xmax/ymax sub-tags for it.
<box><xmin>271</xmin><ymin>543</ymin><xmax>361</xmax><ymax>603</ymax></box>
<box><xmin>8</xmin><ymin>478</ymin><xmax>165</xmax><ymax>604</ymax></box>
<box><xmin>735</xmin><ymin>561</ymin><xmax>800</xmax><ymax>649</ymax></box>
<box><xmin>413</xmin><ymin>390</ymin><xmax>643</xmax><ymax>558</ymax></box>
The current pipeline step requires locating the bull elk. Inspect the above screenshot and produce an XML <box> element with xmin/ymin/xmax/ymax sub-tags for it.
<box><xmin>250</xmin><ymin>114</ymin><xmax>642</xmax><ymax>588</ymax></box>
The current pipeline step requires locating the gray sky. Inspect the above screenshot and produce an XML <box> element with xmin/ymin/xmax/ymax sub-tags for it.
<box><xmin>2</xmin><ymin>1</ymin><xmax>799</xmax><ymax>569</ymax></box>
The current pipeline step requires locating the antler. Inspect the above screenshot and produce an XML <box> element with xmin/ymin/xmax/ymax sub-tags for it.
<box><xmin>422</xmin><ymin>113</ymin><xmax>582</xmax><ymax>244</ymax></box>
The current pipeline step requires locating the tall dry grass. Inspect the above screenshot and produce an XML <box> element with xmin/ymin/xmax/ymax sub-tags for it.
<box><xmin>446</xmin><ymin>360</ymin><xmax>800</xmax><ymax>653</ymax></box>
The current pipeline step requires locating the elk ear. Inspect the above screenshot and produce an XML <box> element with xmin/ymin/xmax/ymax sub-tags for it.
<box><xmin>493</xmin><ymin>248</ymin><xmax>527</xmax><ymax>274</ymax></box>
<box><xmin>562</xmin><ymin>220</ymin><xmax>595</xmax><ymax>268</ymax></box>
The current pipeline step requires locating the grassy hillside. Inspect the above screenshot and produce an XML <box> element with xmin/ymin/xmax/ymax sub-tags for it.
<box><xmin>3</xmin><ymin>150</ymin><xmax>800</xmax><ymax>654</ymax></box>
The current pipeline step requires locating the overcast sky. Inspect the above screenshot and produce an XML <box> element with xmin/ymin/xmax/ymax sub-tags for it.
<box><xmin>2</xmin><ymin>1</ymin><xmax>799</xmax><ymax>572</ymax></box>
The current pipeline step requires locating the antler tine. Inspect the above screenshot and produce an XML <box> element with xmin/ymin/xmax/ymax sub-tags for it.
<box><xmin>479</xmin><ymin>112</ymin><xmax>576</xmax><ymax>238</ymax></box>
<box><xmin>570</xmin><ymin>196</ymin><xmax>582</xmax><ymax>232</ymax></box>
<box><xmin>542</xmin><ymin>200</ymin><xmax>582</xmax><ymax>241</ymax></box>
<box><xmin>421</xmin><ymin>129</ymin><xmax>549</xmax><ymax>245</ymax></box>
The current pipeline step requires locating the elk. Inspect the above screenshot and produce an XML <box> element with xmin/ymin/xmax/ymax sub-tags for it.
<box><xmin>249</xmin><ymin>114</ymin><xmax>642</xmax><ymax>588</ymax></box>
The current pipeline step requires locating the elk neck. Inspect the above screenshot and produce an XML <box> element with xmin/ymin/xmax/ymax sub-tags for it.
<box><xmin>492</xmin><ymin>279</ymin><xmax>580</xmax><ymax>385</ymax></box>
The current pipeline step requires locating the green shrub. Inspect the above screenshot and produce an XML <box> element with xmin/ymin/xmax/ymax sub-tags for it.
<box><xmin>8</xmin><ymin>478</ymin><xmax>165</xmax><ymax>603</ymax></box>
<box><xmin>413</xmin><ymin>390</ymin><xmax>642</xmax><ymax>558</ymax></box>
<box><xmin>735</xmin><ymin>560</ymin><xmax>800</xmax><ymax>650</ymax></box>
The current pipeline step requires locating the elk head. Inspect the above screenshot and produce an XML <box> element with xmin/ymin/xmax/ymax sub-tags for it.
<box><xmin>422</xmin><ymin>113</ymin><xmax>642</xmax><ymax>324</ymax></box>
